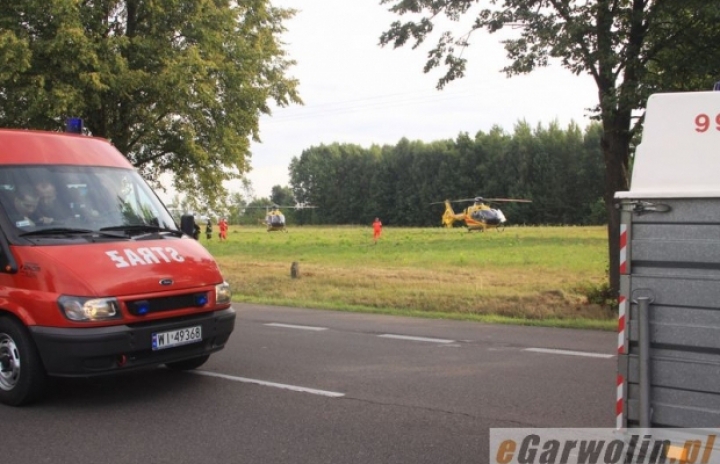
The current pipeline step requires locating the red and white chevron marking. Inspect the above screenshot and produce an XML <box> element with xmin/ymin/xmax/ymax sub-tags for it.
<box><xmin>616</xmin><ymin>223</ymin><xmax>628</xmax><ymax>430</ymax></box>
<box><xmin>617</xmin><ymin>295</ymin><xmax>627</xmax><ymax>354</ymax></box>
<box><xmin>616</xmin><ymin>295</ymin><xmax>628</xmax><ymax>430</ymax></box>
<box><xmin>619</xmin><ymin>224</ymin><xmax>628</xmax><ymax>274</ymax></box>
<box><xmin>616</xmin><ymin>373</ymin><xmax>624</xmax><ymax>430</ymax></box>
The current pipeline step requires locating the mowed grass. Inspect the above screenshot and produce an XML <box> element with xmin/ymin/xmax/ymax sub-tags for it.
<box><xmin>204</xmin><ymin>225</ymin><xmax>615</xmax><ymax>330</ymax></box>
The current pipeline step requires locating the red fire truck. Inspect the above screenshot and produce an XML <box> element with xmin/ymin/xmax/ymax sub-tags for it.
<box><xmin>0</xmin><ymin>128</ymin><xmax>235</xmax><ymax>406</ymax></box>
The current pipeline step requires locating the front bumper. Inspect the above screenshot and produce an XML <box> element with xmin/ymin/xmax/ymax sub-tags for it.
<box><xmin>30</xmin><ymin>308</ymin><xmax>236</xmax><ymax>376</ymax></box>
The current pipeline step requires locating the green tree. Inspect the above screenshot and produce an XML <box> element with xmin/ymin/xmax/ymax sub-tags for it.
<box><xmin>0</xmin><ymin>0</ymin><xmax>301</xmax><ymax>206</ymax></box>
<box><xmin>579</xmin><ymin>123</ymin><xmax>606</xmax><ymax>225</ymax></box>
<box><xmin>289</xmin><ymin>145</ymin><xmax>337</xmax><ymax>224</ymax></box>
<box><xmin>366</xmin><ymin>145</ymin><xmax>397</xmax><ymax>224</ymax></box>
<box><xmin>270</xmin><ymin>185</ymin><xmax>295</xmax><ymax>207</ymax></box>
<box><xmin>379</xmin><ymin>0</ymin><xmax>720</xmax><ymax>295</ymax></box>
<box><xmin>226</xmin><ymin>192</ymin><xmax>247</xmax><ymax>225</ymax></box>
<box><xmin>242</xmin><ymin>197</ymin><xmax>274</xmax><ymax>225</ymax></box>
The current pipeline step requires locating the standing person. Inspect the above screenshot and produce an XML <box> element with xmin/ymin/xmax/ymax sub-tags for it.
<box><xmin>372</xmin><ymin>217</ymin><xmax>382</xmax><ymax>244</ymax></box>
<box><xmin>205</xmin><ymin>219</ymin><xmax>213</xmax><ymax>240</ymax></box>
<box><xmin>218</xmin><ymin>217</ymin><xmax>228</xmax><ymax>241</ymax></box>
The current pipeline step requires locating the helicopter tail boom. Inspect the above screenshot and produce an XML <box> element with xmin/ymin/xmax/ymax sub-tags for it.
<box><xmin>442</xmin><ymin>200</ymin><xmax>464</xmax><ymax>228</ymax></box>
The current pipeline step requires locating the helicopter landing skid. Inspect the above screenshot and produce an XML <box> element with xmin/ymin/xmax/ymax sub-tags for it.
<box><xmin>466</xmin><ymin>224</ymin><xmax>505</xmax><ymax>232</ymax></box>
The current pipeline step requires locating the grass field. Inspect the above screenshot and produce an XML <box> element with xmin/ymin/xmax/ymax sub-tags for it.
<box><xmin>204</xmin><ymin>224</ymin><xmax>616</xmax><ymax>331</ymax></box>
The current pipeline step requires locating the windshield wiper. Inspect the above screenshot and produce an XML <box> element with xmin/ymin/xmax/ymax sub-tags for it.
<box><xmin>19</xmin><ymin>227</ymin><xmax>127</xmax><ymax>239</ymax></box>
<box><xmin>99</xmin><ymin>224</ymin><xmax>184</xmax><ymax>238</ymax></box>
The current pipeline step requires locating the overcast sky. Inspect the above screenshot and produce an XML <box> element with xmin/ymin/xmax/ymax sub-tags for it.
<box><xmin>244</xmin><ymin>0</ymin><xmax>599</xmax><ymax>199</ymax></box>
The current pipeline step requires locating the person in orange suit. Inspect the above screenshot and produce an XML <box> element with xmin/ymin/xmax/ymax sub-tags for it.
<box><xmin>218</xmin><ymin>217</ymin><xmax>228</xmax><ymax>241</ymax></box>
<box><xmin>372</xmin><ymin>217</ymin><xmax>382</xmax><ymax>244</ymax></box>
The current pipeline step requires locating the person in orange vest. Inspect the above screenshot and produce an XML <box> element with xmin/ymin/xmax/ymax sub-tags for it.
<box><xmin>218</xmin><ymin>217</ymin><xmax>228</xmax><ymax>241</ymax></box>
<box><xmin>372</xmin><ymin>217</ymin><xmax>382</xmax><ymax>244</ymax></box>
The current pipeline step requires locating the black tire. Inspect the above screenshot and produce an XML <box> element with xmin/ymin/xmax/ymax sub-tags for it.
<box><xmin>0</xmin><ymin>316</ymin><xmax>47</xmax><ymax>406</ymax></box>
<box><xmin>164</xmin><ymin>355</ymin><xmax>210</xmax><ymax>371</ymax></box>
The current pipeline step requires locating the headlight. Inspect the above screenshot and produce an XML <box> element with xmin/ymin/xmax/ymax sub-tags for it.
<box><xmin>215</xmin><ymin>281</ymin><xmax>232</xmax><ymax>305</ymax></box>
<box><xmin>58</xmin><ymin>296</ymin><xmax>120</xmax><ymax>322</ymax></box>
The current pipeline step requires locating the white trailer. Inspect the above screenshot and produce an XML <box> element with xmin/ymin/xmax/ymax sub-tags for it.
<box><xmin>615</xmin><ymin>91</ymin><xmax>720</xmax><ymax>429</ymax></box>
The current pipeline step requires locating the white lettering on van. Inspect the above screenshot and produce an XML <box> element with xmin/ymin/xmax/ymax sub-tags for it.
<box><xmin>166</xmin><ymin>247</ymin><xmax>185</xmax><ymax>263</ymax></box>
<box><xmin>106</xmin><ymin>247</ymin><xmax>184</xmax><ymax>268</ymax></box>
<box><xmin>106</xmin><ymin>251</ymin><xmax>130</xmax><ymax>268</ymax></box>
<box><xmin>124</xmin><ymin>249</ymin><xmax>146</xmax><ymax>266</ymax></box>
<box><xmin>136</xmin><ymin>247</ymin><xmax>160</xmax><ymax>264</ymax></box>
<box><xmin>151</xmin><ymin>247</ymin><xmax>170</xmax><ymax>262</ymax></box>
<box><xmin>150</xmin><ymin>247</ymin><xmax>184</xmax><ymax>263</ymax></box>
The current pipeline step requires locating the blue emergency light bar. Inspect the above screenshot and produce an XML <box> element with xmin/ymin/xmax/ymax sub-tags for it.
<box><xmin>65</xmin><ymin>117</ymin><xmax>84</xmax><ymax>134</ymax></box>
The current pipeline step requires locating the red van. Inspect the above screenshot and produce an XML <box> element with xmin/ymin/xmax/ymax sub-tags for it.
<box><xmin>0</xmin><ymin>129</ymin><xmax>235</xmax><ymax>406</ymax></box>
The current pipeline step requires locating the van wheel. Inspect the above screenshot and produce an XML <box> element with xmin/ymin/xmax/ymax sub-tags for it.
<box><xmin>0</xmin><ymin>317</ymin><xmax>47</xmax><ymax>406</ymax></box>
<box><xmin>165</xmin><ymin>355</ymin><xmax>210</xmax><ymax>371</ymax></box>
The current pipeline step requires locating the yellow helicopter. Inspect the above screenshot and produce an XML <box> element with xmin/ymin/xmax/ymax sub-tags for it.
<box><xmin>431</xmin><ymin>196</ymin><xmax>531</xmax><ymax>232</ymax></box>
<box><xmin>250</xmin><ymin>204</ymin><xmax>317</xmax><ymax>232</ymax></box>
<box><xmin>263</xmin><ymin>206</ymin><xmax>288</xmax><ymax>232</ymax></box>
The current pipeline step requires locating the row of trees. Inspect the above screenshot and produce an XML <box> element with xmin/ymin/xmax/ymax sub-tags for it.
<box><xmin>287</xmin><ymin>121</ymin><xmax>605</xmax><ymax>227</ymax></box>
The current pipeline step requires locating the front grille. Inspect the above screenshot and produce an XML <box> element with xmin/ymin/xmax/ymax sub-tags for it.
<box><xmin>126</xmin><ymin>292</ymin><xmax>208</xmax><ymax>316</ymax></box>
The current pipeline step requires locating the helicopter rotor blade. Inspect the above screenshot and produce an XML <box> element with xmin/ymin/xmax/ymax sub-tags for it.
<box><xmin>454</xmin><ymin>196</ymin><xmax>532</xmax><ymax>203</ymax></box>
<box><xmin>244</xmin><ymin>204</ymin><xmax>318</xmax><ymax>209</ymax></box>
<box><xmin>483</xmin><ymin>198</ymin><xmax>532</xmax><ymax>203</ymax></box>
<box><xmin>430</xmin><ymin>197</ymin><xmax>532</xmax><ymax>205</ymax></box>
<box><xmin>429</xmin><ymin>198</ymin><xmax>475</xmax><ymax>204</ymax></box>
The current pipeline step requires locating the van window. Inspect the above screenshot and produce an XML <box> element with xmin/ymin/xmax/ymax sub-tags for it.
<box><xmin>0</xmin><ymin>166</ymin><xmax>177</xmax><ymax>242</ymax></box>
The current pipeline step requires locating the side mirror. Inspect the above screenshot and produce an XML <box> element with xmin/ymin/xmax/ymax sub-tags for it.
<box><xmin>180</xmin><ymin>214</ymin><xmax>195</xmax><ymax>237</ymax></box>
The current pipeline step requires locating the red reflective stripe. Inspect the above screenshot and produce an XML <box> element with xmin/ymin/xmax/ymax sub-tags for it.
<box><xmin>619</xmin><ymin>225</ymin><xmax>628</xmax><ymax>274</ymax></box>
<box><xmin>617</xmin><ymin>296</ymin><xmax>626</xmax><ymax>354</ymax></box>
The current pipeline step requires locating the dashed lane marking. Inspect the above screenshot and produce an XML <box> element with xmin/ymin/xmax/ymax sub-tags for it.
<box><xmin>190</xmin><ymin>370</ymin><xmax>345</xmax><ymax>397</ymax></box>
<box><xmin>524</xmin><ymin>347</ymin><xmax>614</xmax><ymax>359</ymax></box>
<box><xmin>378</xmin><ymin>334</ymin><xmax>456</xmax><ymax>344</ymax></box>
<box><xmin>264</xmin><ymin>323</ymin><xmax>328</xmax><ymax>331</ymax></box>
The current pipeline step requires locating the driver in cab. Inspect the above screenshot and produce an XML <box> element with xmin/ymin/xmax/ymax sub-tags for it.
<box><xmin>33</xmin><ymin>177</ymin><xmax>72</xmax><ymax>225</ymax></box>
<box><xmin>7</xmin><ymin>184</ymin><xmax>40</xmax><ymax>227</ymax></box>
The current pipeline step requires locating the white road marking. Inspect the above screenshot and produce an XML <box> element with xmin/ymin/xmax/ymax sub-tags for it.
<box><xmin>264</xmin><ymin>323</ymin><xmax>328</xmax><ymax>331</ymax></box>
<box><xmin>378</xmin><ymin>334</ymin><xmax>456</xmax><ymax>344</ymax></box>
<box><xmin>524</xmin><ymin>347</ymin><xmax>614</xmax><ymax>359</ymax></box>
<box><xmin>190</xmin><ymin>370</ymin><xmax>345</xmax><ymax>397</ymax></box>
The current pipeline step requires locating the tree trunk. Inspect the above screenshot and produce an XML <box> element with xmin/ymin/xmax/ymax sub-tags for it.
<box><xmin>601</xmin><ymin>119</ymin><xmax>631</xmax><ymax>297</ymax></box>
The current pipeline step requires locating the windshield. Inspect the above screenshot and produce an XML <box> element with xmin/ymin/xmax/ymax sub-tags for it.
<box><xmin>0</xmin><ymin>165</ymin><xmax>178</xmax><ymax>240</ymax></box>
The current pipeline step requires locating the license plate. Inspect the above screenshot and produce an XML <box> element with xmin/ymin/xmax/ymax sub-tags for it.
<box><xmin>152</xmin><ymin>326</ymin><xmax>202</xmax><ymax>351</ymax></box>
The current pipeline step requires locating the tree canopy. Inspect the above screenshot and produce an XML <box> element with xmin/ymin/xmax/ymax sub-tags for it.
<box><xmin>0</xmin><ymin>0</ymin><xmax>301</xmax><ymax>204</ymax></box>
<box><xmin>378</xmin><ymin>0</ymin><xmax>720</xmax><ymax>294</ymax></box>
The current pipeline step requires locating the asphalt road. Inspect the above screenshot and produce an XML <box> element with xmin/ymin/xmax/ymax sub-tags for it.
<box><xmin>2</xmin><ymin>304</ymin><xmax>617</xmax><ymax>464</ymax></box>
